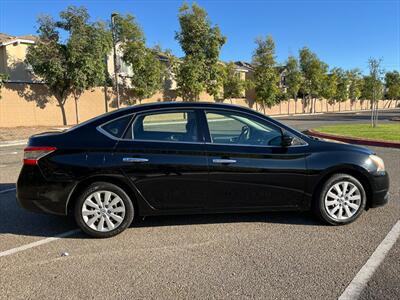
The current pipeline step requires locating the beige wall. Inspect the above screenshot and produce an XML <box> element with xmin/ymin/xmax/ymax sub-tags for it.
<box><xmin>0</xmin><ymin>83</ymin><xmax>398</xmax><ymax>127</ymax></box>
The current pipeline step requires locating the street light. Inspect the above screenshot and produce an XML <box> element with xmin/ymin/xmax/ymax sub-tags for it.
<box><xmin>111</xmin><ymin>12</ymin><xmax>120</xmax><ymax>109</ymax></box>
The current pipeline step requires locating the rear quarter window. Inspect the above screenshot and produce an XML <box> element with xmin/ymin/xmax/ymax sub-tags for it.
<box><xmin>100</xmin><ymin>115</ymin><xmax>132</xmax><ymax>138</ymax></box>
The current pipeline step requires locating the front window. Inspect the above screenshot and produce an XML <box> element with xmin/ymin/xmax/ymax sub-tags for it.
<box><xmin>131</xmin><ymin>110</ymin><xmax>200</xmax><ymax>142</ymax></box>
<box><xmin>205</xmin><ymin>111</ymin><xmax>283</xmax><ymax>146</ymax></box>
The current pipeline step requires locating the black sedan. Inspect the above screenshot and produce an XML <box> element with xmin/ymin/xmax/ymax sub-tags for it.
<box><xmin>17</xmin><ymin>102</ymin><xmax>389</xmax><ymax>238</ymax></box>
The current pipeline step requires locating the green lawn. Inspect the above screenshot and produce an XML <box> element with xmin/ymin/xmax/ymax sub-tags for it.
<box><xmin>314</xmin><ymin>123</ymin><xmax>400</xmax><ymax>142</ymax></box>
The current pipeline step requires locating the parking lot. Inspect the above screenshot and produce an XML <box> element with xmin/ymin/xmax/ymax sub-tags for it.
<box><xmin>0</xmin><ymin>111</ymin><xmax>399</xmax><ymax>299</ymax></box>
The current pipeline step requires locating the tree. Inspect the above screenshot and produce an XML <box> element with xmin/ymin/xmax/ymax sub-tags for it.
<box><xmin>175</xmin><ymin>3</ymin><xmax>226</xmax><ymax>101</ymax></box>
<box><xmin>252</xmin><ymin>36</ymin><xmax>280</xmax><ymax>111</ymax></box>
<box><xmin>59</xmin><ymin>6</ymin><xmax>112</xmax><ymax>123</ymax></box>
<box><xmin>347</xmin><ymin>69</ymin><xmax>363</xmax><ymax>108</ymax></box>
<box><xmin>321</xmin><ymin>72</ymin><xmax>338</xmax><ymax>111</ymax></box>
<box><xmin>285</xmin><ymin>55</ymin><xmax>303</xmax><ymax>114</ymax></box>
<box><xmin>114</xmin><ymin>14</ymin><xmax>165</xmax><ymax>104</ymax></box>
<box><xmin>332</xmin><ymin>68</ymin><xmax>349</xmax><ymax>111</ymax></box>
<box><xmin>222</xmin><ymin>62</ymin><xmax>245</xmax><ymax>103</ymax></box>
<box><xmin>385</xmin><ymin>71</ymin><xmax>400</xmax><ymax>104</ymax></box>
<box><xmin>0</xmin><ymin>73</ymin><xmax>8</xmax><ymax>99</ymax></box>
<box><xmin>26</xmin><ymin>7</ymin><xmax>111</xmax><ymax>125</ymax></box>
<box><xmin>299</xmin><ymin>47</ymin><xmax>328</xmax><ymax>113</ymax></box>
<box><xmin>362</xmin><ymin>58</ymin><xmax>384</xmax><ymax>127</ymax></box>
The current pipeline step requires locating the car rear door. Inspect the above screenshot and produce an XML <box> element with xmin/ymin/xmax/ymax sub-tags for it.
<box><xmin>112</xmin><ymin>109</ymin><xmax>208</xmax><ymax>212</ymax></box>
<box><xmin>201</xmin><ymin>109</ymin><xmax>308</xmax><ymax>210</ymax></box>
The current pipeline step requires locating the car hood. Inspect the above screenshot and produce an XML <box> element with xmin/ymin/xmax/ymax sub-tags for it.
<box><xmin>308</xmin><ymin>135</ymin><xmax>374</xmax><ymax>155</ymax></box>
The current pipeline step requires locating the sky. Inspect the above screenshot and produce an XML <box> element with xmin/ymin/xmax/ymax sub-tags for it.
<box><xmin>0</xmin><ymin>0</ymin><xmax>399</xmax><ymax>73</ymax></box>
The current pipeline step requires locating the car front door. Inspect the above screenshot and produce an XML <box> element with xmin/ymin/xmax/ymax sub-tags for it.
<box><xmin>202</xmin><ymin>109</ymin><xmax>308</xmax><ymax>210</ymax></box>
<box><xmin>112</xmin><ymin>109</ymin><xmax>208</xmax><ymax>212</ymax></box>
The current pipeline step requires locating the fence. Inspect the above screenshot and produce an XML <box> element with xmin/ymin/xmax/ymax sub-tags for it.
<box><xmin>0</xmin><ymin>82</ymin><xmax>398</xmax><ymax>127</ymax></box>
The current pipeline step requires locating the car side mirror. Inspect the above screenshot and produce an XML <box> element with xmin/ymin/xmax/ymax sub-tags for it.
<box><xmin>281</xmin><ymin>134</ymin><xmax>294</xmax><ymax>147</ymax></box>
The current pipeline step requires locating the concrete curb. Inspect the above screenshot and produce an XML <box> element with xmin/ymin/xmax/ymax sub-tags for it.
<box><xmin>0</xmin><ymin>140</ymin><xmax>27</xmax><ymax>148</ymax></box>
<box><xmin>306</xmin><ymin>129</ymin><xmax>400</xmax><ymax>149</ymax></box>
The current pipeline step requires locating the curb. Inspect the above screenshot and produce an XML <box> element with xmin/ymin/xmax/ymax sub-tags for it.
<box><xmin>0</xmin><ymin>140</ymin><xmax>27</xmax><ymax>148</ymax></box>
<box><xmin>306</xmin><ymin>129</ymin><xmax>400</xmax><ymax>149</ymax></box>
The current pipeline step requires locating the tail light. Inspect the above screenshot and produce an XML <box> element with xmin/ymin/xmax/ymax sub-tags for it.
<box><xmin>23</xmin><ymin>146</ymin><xmax>57</xmax><ymax>165</ymax></box>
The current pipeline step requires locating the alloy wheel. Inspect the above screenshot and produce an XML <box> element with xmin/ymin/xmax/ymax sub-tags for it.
<box><xmin>82</xmin><ymin>190</ymin><xmax>126</xmax><ymax>232</ymax></box>
<box><xmin>324</xmin><ymin>180</ymin><xmax>362</xmax><ymax>220</ymax></box>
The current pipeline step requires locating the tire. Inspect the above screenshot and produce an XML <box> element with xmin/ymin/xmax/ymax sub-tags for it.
<box><xmin>314</xmin><ymin>173</ymin><xmax>366</xmax><ymax>225</ymax></box>
<box><xmin>74</xmin><ymin>182</ymin><xmax>134</xmax><ymax>238</ymax></box>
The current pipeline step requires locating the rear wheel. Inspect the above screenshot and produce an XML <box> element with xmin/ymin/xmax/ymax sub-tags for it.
<box><xmin>74</xmin><ymin>182</ymin><xmax>134</xmax><ymax>238</ymax></box>
<box><xmin>315</xmin><ymin>174</ymin><xmax>366</xmax><ymax>225</ymax></box>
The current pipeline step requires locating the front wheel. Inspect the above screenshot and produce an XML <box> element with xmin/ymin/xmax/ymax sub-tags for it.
<box><xmin>315</xmin><ymin>174</ymin><xmax>366</xmax><ymax>225</ymax></box>
<box><xmin>74</xmin><ymin>182</ymin><xmax>134</xmax><ymax>238</ymax></box>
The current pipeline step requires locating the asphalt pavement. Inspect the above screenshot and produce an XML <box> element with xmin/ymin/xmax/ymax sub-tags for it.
<box><xmin>0</xmin><ymin>110</ymin><xmax>399</xmax><ymax>299</ymax></box>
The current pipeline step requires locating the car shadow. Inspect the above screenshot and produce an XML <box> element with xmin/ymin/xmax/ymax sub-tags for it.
<box><xmin>0</xmin><ymin>183</ymin><xmax>325</xmax><ymax>239</ymax></box>
<box><xmin>133</xmin><ymin>210</ymin><xmax>323</xmax><ymax>229</ymax></box>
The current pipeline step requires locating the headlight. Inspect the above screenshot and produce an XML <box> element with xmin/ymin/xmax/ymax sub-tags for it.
<box><xmin>368</xmin><ymin>154</ymin><xmax>385</xmax><ymax>172</ymax></box>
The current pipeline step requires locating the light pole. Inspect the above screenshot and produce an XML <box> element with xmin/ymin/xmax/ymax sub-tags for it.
<box><xmin>111</xmin><ymin>12</ymin><xmax>120</xmax><ymax>109</ymax></box>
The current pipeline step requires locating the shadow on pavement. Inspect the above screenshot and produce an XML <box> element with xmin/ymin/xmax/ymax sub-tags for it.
<box><xmin>133</xmin><ymin>210</ymin><xmax>323</xmax><ymax>229</ymax></box>
<box><xmin>0</xmin><ymin>182</ymin><xmax>325</xmax><ymax>239</ymax></box>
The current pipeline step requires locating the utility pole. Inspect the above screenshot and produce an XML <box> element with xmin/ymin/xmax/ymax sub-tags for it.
<box><xmin>111</xmin><ymin>12</ymin><xmax>120</xmax><ymax>109</ymax></box>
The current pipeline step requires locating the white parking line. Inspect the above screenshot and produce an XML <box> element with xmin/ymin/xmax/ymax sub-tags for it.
<box><xmin>0</xmin><ymin>229</ymin><xmax>80</xmax><ymax>258</ymax></box>
<box><xmin>339</xmin><ymin>220</ymin><xmax>400</xmax><ymax>300</ymax></box>
<box><xmin>0</xmin><ymin>151</ymin><xmax>19</xmax><ymax>155</ymax></box>
<box><xmin>0</xmin><ymin>188</ymin><xmax>16</xmax><ymax>194</ymax></box>
<box><xmin>0</xmin><ymin>140</ymin><xmax>26</xmax><ymax>148</ymax></box>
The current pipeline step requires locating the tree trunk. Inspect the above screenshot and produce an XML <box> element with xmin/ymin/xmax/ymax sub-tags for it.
<box><xmin>58</xmin><ymin>101</ymin><xmax>67</xmax><ymax>126</ymax></box>
<box><xmin>287</xmin><ymin>98</ymin><xmax>290</xmax><ymax>115</ymax></box>
<box><xmin>104</xmin><ymin>84</ymin><xmax>108</xmax><ymax>113</ymax></box>
<box><xmin>74</xmin><ymin>95</ymin><xmax>79</xmax><ymax>124</ymax></box>
<box><xmin>294</xmin><ymin>98</ymin><xmax>297</xmax><ymax>114</ymax></box>
<box><xmin>339</xmin><ymin>102</ymin><xmax>341</xmax><ymax>112</ymax></box>
<box><xmin>302</xmin><ymin>96</ymin><xmax>305</xmax><ymax>113</ymax></box>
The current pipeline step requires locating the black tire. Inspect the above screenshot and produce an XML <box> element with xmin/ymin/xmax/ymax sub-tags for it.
<box><xmin>314</xmin><ymin>173</ymin><xmax>366</xmax><ymax>225</ymax></box>
<box><xmin>74</xmin><ymin>182</ymin><xmax>134</xmax><ymax>238</ymax></box>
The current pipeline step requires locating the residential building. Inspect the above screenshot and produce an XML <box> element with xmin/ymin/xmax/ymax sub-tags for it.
<box><xmin>0</xmin><ymin>33</ymin><xmax>36</xmax><ymax>82</ymax></box>
<box><xmin>0</xmin><ymin>31</ymin><xmax>288</xmax><ymax>98</ymax></box>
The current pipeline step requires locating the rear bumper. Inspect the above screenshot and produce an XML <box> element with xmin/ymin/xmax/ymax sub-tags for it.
<box><xmin>369</xmin><ymin>172</ymin><xmax>390</xmax><ymax>208</ymax></box>
<box><xmin>16</xmin><ymin>165</ymin><xmax>74</xmax><ymax>216</ymax></box>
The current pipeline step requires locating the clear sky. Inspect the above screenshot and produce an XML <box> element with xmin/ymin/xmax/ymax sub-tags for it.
<box><xmin>1</xmin><ymin>0</ymin><xmax>399</xmax><ymax>73</ymax></box>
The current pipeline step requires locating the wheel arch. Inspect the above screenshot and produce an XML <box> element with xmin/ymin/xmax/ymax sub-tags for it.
<box><xmin>312</xmin><ymin>165</ymin><xmax>373</xmax><ymax>210</ymax></box>
<box><xmin>66</xmin><ymin>175</ymin><xmax>140</xmax><ymax>216</ymax></box>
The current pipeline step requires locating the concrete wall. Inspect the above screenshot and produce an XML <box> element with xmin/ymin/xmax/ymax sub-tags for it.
<box><xmin>0</xmin><ymin>82</ymin><xmax>398</xmax><ymax>127</ymax></box>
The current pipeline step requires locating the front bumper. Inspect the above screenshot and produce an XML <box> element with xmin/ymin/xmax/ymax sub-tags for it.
<box><xmin>16</xmin><ymin>165</ymin><xmax>75</xmax><ymax>216</ymax></box>
<box><xmin>368</xmin><ymin>171</ymin><xmax>390</xmax><ymax>208</ymax></box>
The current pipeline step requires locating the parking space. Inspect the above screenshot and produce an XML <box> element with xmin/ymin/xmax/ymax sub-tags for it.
<box><xmin>0</xmin><ymin>114</ymin><xmax>399</xmax><ymax>299</ymax></box>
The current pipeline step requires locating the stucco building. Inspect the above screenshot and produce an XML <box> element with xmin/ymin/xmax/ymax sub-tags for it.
<box><xmin>0</xmin><ymin>33</ymin><xmax>36</xmax><ymax>82</ymax></box>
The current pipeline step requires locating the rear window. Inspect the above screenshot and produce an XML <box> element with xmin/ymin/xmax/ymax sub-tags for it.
<box><xmin>101</xmin><ymin>115</ymin><xmax>132</xmax><ymax>138</ymax></box>
<box><xmin>131</xmin><ymin>110</ymin><xmax>199</xmax><ymax>142</ymax></box>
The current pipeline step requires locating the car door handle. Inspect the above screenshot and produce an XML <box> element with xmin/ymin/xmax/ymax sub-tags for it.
<box><xmin>212</xmin><ymin>158</ymin><xmax>237</xmax><ymax>164</ymax></box>
<box><xmin>122</xmin><ymin>157</ymin><xmax>149</xmax><ymax>163</ymax></box>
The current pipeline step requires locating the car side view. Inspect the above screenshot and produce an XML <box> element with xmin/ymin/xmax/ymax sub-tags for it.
<box><xmin>17</xmin><ymin>102</ymin><xmax>389</xmax><ymax>238</ymax></box>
